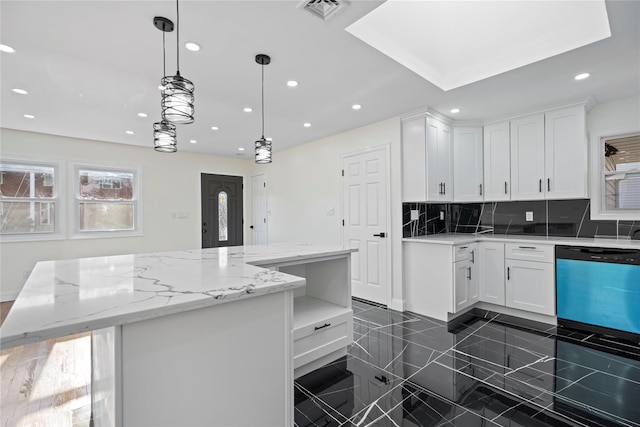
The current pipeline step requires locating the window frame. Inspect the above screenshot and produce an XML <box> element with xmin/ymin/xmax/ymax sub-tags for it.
<box><xmin>0</xmin><ymin>157</ymin><xmax>65</xmax><ymax>242</ymax></box>
<box><xmin>69</xmin><ymin>162</ymin><xmax>143</xmax><ymax>239</ymax></box>
<box><xmin>590</xmin><ymin>127</ymin><xmax>640</xmax><ymax>220</ymax></box>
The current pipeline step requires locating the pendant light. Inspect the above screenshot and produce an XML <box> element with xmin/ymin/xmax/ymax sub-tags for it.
<box><xmin>254</xmin><ymin>54</ymin><xmax>272</xmax><ymax>164</ymax></box>
<box><xmin>161</xmin><ymin>0</ymin><xmax>194</xmax><ymax>124</ymax></box>
<box><xmin>153</xmin><ymin>16</ymin><xmax>178</xmax><ymax>153</ymax></box>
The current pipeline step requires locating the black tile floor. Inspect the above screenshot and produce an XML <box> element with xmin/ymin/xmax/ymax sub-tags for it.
<box><xmin>294</xmin><ymin>300</ymin><xmax>640</xmax><ymax>427</ymax></box>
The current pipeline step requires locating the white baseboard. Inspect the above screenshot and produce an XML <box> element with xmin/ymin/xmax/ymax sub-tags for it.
<box><xmin>1</xmin><ymin>290</ymin><xmax>19</xmax><ymax>302</ymax></box>
<box><xmin>390</xmin><ymin>298</ymin><xmax>404</xmax><ymax>312</ymax></box>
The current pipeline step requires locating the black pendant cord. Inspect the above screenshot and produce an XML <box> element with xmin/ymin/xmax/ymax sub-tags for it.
<box><xmin>261</xmin><ymin>63</ymin><xmax>265</xmax><ymax>139</ymax></box>
<box><xmin>162</xmin><ymin>29</ymin><xmax>166</xmax><ymax>79</ymax></box>
<box><xmin>176</xmin><ymin>0</ymin><xmax>180</xmax><ymax>75</ymax></box>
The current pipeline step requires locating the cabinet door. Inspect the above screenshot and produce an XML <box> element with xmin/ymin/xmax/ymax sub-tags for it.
<box><xmin>510</xmin><ymin>114</ymin><xmax>545</xmax><ymax>200</ymax></box>
<box><xmin>505</xmin><ymin>260</ymin><xmax>555</xmax><ymax>315</ymax></box>
<box><xmin>401</xmin><ymin>116</ymin><xmax>427</xmax><ymax>202</ymax></box>
<box><xmin>544</xmin><ymin>106</ymin><xmax>588</xmax><ymax>199</ymax></box>
<box><xmin>468</xmin><ymin>243</ymin><xmax>479</xmax><ymax>303</ymax></box>
<box><xmin>483</xmin><ymin>121</ymin><xmax>511</xmax><ymax>201</ymax></box>
<box><xmin>454</xmin><ymin>259</ymin><xmax>471</xmax><ymax>312</ymax></box>
<box><xmin>426</xmin><ymin>117</ymin><xmax>453</xmax><ymax>201</ymax></box>
<box><xmin>454</xmin><ymin>127</ymin><xmax>484</xmax><ymax>202</ymax></box>
<box><xmin>479</xmin><ymin>242</ymin><xmax>505</xmax><ymax>305</ymax></box>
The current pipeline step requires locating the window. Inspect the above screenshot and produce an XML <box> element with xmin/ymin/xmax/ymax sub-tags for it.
<box><xmin>591</xmin><ymin>130</ymin><xmax>640</xmax><ymax>220</ymax></box>
<box><xmin>0</xmin><ymin>159</ymin><xmax>61</xmax><ymax>240</ymax></box>
<box><xmin>72</xmin><ymin>164</ymin><xmax>142</xmax><ymax>237</ymax></box>
<box><xmin>218</xmin><ymin>191</ymin><xmax>228</xmax><ymax>241</ymax></box>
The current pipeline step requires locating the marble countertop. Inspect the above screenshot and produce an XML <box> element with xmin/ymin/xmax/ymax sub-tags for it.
<box><xmin>0</xmin><ymin>244</ymin><xmax>355</xmax><ymax>349</ymax></box>
<box><xmin>403</xmin><ymin>233</ymin><xmax>640</xmax><ymax>249</ymax></box>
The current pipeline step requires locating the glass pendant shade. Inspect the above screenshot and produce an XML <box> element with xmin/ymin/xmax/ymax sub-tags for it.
<box><xmin>153</xmin><ymin>121</ymin><xmax>177</xmax><ymax>152</ymax></box>
<box><xmin>161</xmin><ymin>73</ymin><xmax>194</xmax><ymax>124</ymax></box>
<box><xmin>255</xmin><ymin>137</ymin><xmax>272</xmax><ymax>164</ymax></box>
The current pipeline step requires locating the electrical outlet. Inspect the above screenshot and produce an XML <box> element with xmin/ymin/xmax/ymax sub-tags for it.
<box><xmin>410</xmin><ymin>210</ymin><xmax>419</xmax><ymax>221</ymax></box>
<box><xmin>526</xmin><ymin>211</ymin><xmax>534</xmax><ymax>222</ymax></box>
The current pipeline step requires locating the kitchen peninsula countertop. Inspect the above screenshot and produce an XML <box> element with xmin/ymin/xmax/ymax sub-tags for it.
<box><xmin>0</xmin><ymin>244</ymin><xmax>354</xmax><ymax>349</ymax></box>
<box><xmin>403</xmin><ymin>233</ymin><xmax>640</xmax><ymax>249</ymax></box>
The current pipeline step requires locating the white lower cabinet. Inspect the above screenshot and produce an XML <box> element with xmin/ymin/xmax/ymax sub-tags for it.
<box><xmin>454</xmin><ymin>243</ymin><xmax>479</xmax><ymax>312</ymax></box>
<box><xmin>504</xmin><ymin>243</ymin><xmax>555</xmax><ymax>316</ymax></box>
<box><xmin>479</xmin><ymin>242</ymin><xmax>505</xmax><ymax>305</ymax></box>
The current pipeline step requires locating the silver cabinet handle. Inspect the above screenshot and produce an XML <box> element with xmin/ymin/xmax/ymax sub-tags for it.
<box><xmin>504</xmin><ymin>181</ymin><xmax>508</xmax><ymax>194</ymax></box>
<box><xmin>314</xmin><ymin>323</ymin><xmax>331</xmax><ymax>331</ymax></box>
<box><xmin>471</xmin><ymin>250</ymin><xmax>475</xmax><ymax>264</ymax></box>
<box><xmin>479</xmin><ymin>183</ymin><xmax>483</xmax><ymax>196</ymax></box>
<box><xmin>547</xmin><ymin>178</ymin><xmax>550</xmax><ymax>192</ymax></box>
<box><xmin>507</xmin><ymin>267</ymin><xmax>510</xmax><ymax>280</ymax></box>
<box><xmin>518</xmin><ymin>246</ymin><xmax>537</xmax><ymax>249</ymax></box>
<box><xmin>539</xmin><ymin>179</ymin><xmax>542</xmax><ymax>192</ymax></box>
<box><xmin>467</xmin><ymin>267</ymin><xmax>471</xmax><ymax>280</ymax></box>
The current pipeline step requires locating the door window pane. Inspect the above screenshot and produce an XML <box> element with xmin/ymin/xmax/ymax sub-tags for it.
<box><xmin>218</xmin><ymin>191</ymin><xmax>228</xmax><ymax>241</ymax></box>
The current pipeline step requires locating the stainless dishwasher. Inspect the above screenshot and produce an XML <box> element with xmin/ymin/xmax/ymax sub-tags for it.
<box><xmin>556</xmin><ymin>245</ymin><xmax>640</xmax><ymax>343</ymax></box>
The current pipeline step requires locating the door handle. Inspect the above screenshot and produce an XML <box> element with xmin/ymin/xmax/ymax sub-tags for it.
<box><xmin>471</xmin><ymin>250</ymin><xmax>475</xmax><ymax>264</ymax></box>
<box><xmin>314</xmin><ymin>323</ymin><xmax>331</xmax><ymax>331</ymax></box>
<box><xmin>467</xmin><ymin>267</ymin><xmax>471</xmax><ymax>280</ymax></box>
<box><xmin>507</xmin><ymin>267</ymin><xmax>510</xmax><ymax>280</ymax></box>
<box><xmin>504</xmin><ymin>181</ymin><xmax>508</xmax><ymax>194</ymax></box>
<box><xmin>479</xmin><ymin>183</ymin><xmax>483</xmax><ymax>196</ymax></box>
<box><xmin>539</xmin><ymin>179</ymin><xmax>542</xmax><ymax>192</ymax></box>
<box><xmin>547</xmin><ymin>178</ymin><xmax>550</xmax><ymax>192</ymax></box>
<box><xmin>443</xmin><ymin>182</ymin><xmax>446</xmax><ymax>195</ymax></box>
<box><xmin>373</xmin><ymin>232</ymin><xmax>386</xmax><ymax>238</ymax></box>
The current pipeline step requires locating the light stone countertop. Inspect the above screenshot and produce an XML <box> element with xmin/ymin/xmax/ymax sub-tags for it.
<box><xmin>0</xmin><ymin>244</ymin><xmax>355</xmax><ymax>349</ymax></box>
<box><xmin>403</xmin><ymin>233</ymin><xmax>640</xmax><ymax>249</ymax></box>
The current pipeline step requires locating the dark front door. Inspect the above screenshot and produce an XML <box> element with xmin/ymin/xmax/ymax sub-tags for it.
<box><xmin>201</xmin><ymin>174</ymin><xmax>243</xmax><ymax>248</ymax></box>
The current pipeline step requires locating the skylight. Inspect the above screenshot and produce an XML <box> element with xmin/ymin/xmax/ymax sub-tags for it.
<box><xmin>346</xmin><ymin>0</ymin><xmax>611</xmax><ymax>91</ymax></box>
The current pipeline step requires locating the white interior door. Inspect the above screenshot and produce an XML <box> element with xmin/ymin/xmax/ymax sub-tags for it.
<box><xmin>342</xmin><ymin>146</ymin><xmax>390</xmax><ymax>306</ymax></box>
<box><xmin>251</xmin><ymin>174</ymin><xmax>267</xmax><ymax>245</ymax></box>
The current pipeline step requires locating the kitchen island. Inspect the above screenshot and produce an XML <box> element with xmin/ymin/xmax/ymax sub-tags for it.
<box><xmin>0</xmin><ymin>244</ymin><xmax>356</xmax><ymax>426</ymax></box>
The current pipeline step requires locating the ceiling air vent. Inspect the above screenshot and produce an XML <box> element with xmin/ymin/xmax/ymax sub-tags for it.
<box><xmin>300</xmin><ymin>0</ymin><xmax>348</xmax><ymax>21</ymax></box>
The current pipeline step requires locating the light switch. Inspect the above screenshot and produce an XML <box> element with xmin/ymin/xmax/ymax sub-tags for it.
<box><xmin>526</xmin><ymin>211</ymin><xmax>534</xmax><ymax>222</ymax></box>
<box><xmin>410</xmin><ymin>210</ymin><xmax>419</xmax><ymax>221</ymax></box>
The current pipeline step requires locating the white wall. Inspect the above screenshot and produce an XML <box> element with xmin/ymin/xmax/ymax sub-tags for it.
<box><xmin>588</xmin><ymin>95</ymin><xmax>640</xmax><ymax>133</ymax></box>
<box><xmin>252</xmin><ymin>117</ymin><xmax>405</xmax><ymax>310</ymax></box>
<box><xmin>0</xmin><ymin>128</ymin><xmax>252</xmax><ymax>301</ymax></box>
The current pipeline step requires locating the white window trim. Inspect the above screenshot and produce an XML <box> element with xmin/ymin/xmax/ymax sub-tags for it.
<box><xmin>69</xmin><ymin>162</ymin><xmax>143</xmax><ymax>239</ymax></box>
<box><xmin>0</xmin><ymin>156</ymin><xmax>65</xmax><ymax>242</ymax></box>
<box><xmin>590</xmin><ymin>127</ymin><xmax>640</xmax><ymax>221</ymax></box>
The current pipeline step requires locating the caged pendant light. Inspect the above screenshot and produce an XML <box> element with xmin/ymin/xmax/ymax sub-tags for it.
<box><xmin>153</xmin><ymin>16</ymin><xmax>178</xmax><ymax>152</ymax></box>
<box><xmin>254</xmin><ymin>54</ymin><xmax>272</xmax><ymax>164</ymax></box>
<box><xmin>161</xmin><ymin>0</ymin><xmax>194</xmax><ymax>124</ymax></box>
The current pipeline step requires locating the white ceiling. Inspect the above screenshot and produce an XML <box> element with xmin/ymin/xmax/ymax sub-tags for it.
<box><xmin>1</xmin><ymin>0</ymin><xmax>639</xmax><ymax>159</ymax></box>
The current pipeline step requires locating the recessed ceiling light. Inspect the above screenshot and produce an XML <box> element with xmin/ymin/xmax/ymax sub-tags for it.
<box><xmin>137</xmin><ymin>112</ymin><xmax>148</xmax><ymax>118</ymax></box>
<box><xmin>23</xmin><ymin>114</ymin><xmax>35</xmax><ymax>119</ymax></box>
<box><xmin>244</xmin><ymin>107</ymin><xmax>253</xmax><ymax>113</ymax></box>
<box><xmin>0</xmin><ymin>44</ymin><xmax>16</xmax><ymax>53</ymax></box>
<box><xmin>238</xmin><ymin>147</ymin><xmax>245</xmax><ymax>151</ymax></box>
<box><xmin>287</xmin><ymin>80</ymin><xmax>298</xmax><ymax>87</ymax></box>
<box><xmin>450</xmin><ymin>108</ymin><xmax>460</xmax><ymax>114</ymax></box>
<box><xmin>211</xmin><ymin>126</ymin><xmax>219</xmax><ymax>131</ymax></box>
<box><xmin>303</xmin><ymin>123</ymin><xmax>311</xmax><ymax>127</ymax></box>
<box><xmin>190</xmin><ymin>139</ymin><xmax>197</xmax><ymax>144</ymax></box>
<box><xmin>126</xmin><ymin>130</ymin><xmax>135</xmax><ymax>135</ymax></box>
<box><xmin>352</xmin><ymin>104</ymin><xmax>362</xmax><ymax>110</ymax></box>
<box><xmin>185</xmin><ymin>42</ymin><xmax>200</xmax><ymax>51</ymax></box>
<box><xmin>12</xmin><ymin>88</ymin><xmax>28</xmax><ymax>95</ymax></box>
<box><xmin>574</xmin><ymin>72</ymin><xmax>590</xmax><ymax>80</ymax></box>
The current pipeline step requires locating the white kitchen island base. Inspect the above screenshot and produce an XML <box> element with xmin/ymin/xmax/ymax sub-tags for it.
<box><xmin>93</xmin><ymin>290</ymin><xmax>294</xmax><ymax>427</ymax></box>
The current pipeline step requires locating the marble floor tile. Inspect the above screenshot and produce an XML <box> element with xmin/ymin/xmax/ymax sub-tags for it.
<box><xmin>295</xmin><ymin>301</ymin><xmax>640</xmax><ymax>427</ymax></box>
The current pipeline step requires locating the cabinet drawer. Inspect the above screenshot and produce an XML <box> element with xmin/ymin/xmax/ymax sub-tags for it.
<box><xmin>454</xmin><ymin>245</ymin><xmax>471</xmax><ymax>262</ymax></box>
<box><xmin>505</xmin><ymin>243</ymin><xmax>554</xmax><ymax>263</ymax></box>
<box><xmin>294</xmin><ymin>311</ymin><xmax>352</xmax><ymax>369</ymax></box>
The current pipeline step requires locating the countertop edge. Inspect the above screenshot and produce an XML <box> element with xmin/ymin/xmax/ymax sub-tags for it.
<box><xmin>402</xmin><ymin>235</ymin><xmax>640</xmax><ymax>249</ymax></box>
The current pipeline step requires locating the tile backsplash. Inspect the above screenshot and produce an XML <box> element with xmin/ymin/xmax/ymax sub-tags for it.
<box><xmin>403</xmin><ymin>199</ymin><xmax>639</xmax><ymax>240</ymax></box>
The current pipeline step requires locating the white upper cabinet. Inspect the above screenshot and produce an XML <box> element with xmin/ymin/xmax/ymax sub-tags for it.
<box><xmin>401</xmin><ymin>114</ymin><xmax>453</xmax><ymax>202</ymax></box>
<box><xmin>426</xmin><ymin>117</ymin><xmax>454</xmax><ymax>201</ymax></box>
<box><xmin>544</xmin><ymin>105</ymin><xmax>588</xmax><ymax>199</ymax></box>
<box><xmin>483</xmin><ymin>122</ymin><xmax>511</xmax><ymax>201</ymax></box>
<box><xmin>401</xmin><ymin>116</ymin><xmax>427</xmax><ymax>202</ymax></box>
<box><xmin>454</xmin><ymin>127</ymin><xmax>484</xmax><ymax>202</ymax></box>
<box><xmin>510</xmin><ymin>114</ymin><xmax>546</xmax><ymax>200</ymax></box>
